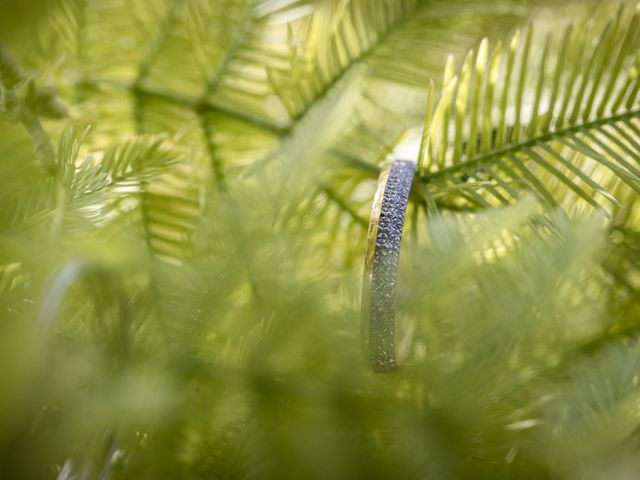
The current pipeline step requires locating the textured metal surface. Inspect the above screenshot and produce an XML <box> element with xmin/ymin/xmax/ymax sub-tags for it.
<box><xmin>362</xmin><ymin>159</ymin><xmax>415</xmax><ymax>372</ymax></box>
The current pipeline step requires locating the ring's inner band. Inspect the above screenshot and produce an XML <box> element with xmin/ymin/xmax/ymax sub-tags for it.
<box><xmin>362</xmin><ymin>159</ymin><xmax>416</xmax><ymax>372</ymax></box>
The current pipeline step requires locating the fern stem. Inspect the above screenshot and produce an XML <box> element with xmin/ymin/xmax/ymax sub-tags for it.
<box><xmin>421</xmin><ymin>109</ymin><xmax>640</xmax><ymax>183</ymax></box>
<box><xmin>321</xmin><ymin>186</ymin><xmax>367</xmax><ymax>227</ymax></box>
<box><xmin>78</xmin><ymin>77</ymin><xmax>288</xmax><ymax>134</ymax></box>
<box><xmin>135</xmin><ymin>0</ymin><xmax>185</xmax><ymax>85</ymax></box>
<box><xmin>202</xmin><ymin>3</ymin><xmax>253</xmax><ymax>95</ymax></box>
<box><xmin>286</xmin><ymin>0</ymin><xmax>428</xmax><ymax>127</ymax></box>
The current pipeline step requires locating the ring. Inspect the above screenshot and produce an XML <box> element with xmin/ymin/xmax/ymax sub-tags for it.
<box><xmin>361</xmin><ymin>157</ymin><xmax>416</xmax><ymax>372</ymax></box>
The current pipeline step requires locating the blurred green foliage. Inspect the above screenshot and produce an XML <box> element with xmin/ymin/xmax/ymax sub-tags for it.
<box><xmin>0</xmin><ymin>0</ymin><xmax>639</xmax><ymax>479</ymax></box>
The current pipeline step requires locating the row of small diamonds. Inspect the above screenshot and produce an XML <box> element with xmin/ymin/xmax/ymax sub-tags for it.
<box><xmin>369</xmin><ymin>159</ymin><xmax>415</xmax><ymax>371</ymax></box>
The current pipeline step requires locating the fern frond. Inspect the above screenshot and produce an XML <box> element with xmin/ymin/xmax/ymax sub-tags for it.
<box><xmin>45</xmin><ymin>0</ymin><xmax>312</xmax><ymax>129</ymax></box>
<box><xmin>139</xmin><ymin>163</ymin><xmax>202</xmax><ymax>264</ymax></box>
<box><xmin>0</xmin><ymin>48</ymin><xmax>68</xmax><ymax>173</ymax></box>
<box><xmin>267</xmin><ymin>0</ymin><xmax>537</xmax><ymax>127</ymax></box>
<box><xmin>538</xmin><ymin>339</ymin><xmax>640</xmax><ymax>471</ymax></box>
<box><xmin>419</xmin><ymin>7</ymin><xmax>640</xmax><ymax>217</ymax></box>
<box><xmin>2</xmin><ymin>127</ymin><xmax>199</xmax><ymax>265</ymax></box>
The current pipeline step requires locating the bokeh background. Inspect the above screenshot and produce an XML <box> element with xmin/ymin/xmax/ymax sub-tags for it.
<box><xmin>1</xmin><ymin>1</ymin><xmax>639</xmax><ymax>479</ymax></box>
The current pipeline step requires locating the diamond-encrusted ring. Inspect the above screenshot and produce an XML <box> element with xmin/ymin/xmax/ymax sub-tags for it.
<box><xmin>361</xmin><ymin>157</ymin><xmax>416</xmax><ymax>372</ymax></box>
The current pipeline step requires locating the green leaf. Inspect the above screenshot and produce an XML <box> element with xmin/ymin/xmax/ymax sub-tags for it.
<box><xmin>420</xmin><ymin>6</ymin><xmax>640</xmax><ymax>217</ymax></box>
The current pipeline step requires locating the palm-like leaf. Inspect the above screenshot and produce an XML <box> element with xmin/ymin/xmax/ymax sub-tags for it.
<box><xmin>417</xmin><ymin>7</ymin><xmax>640</xmax><ymax>217</ymax></box>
